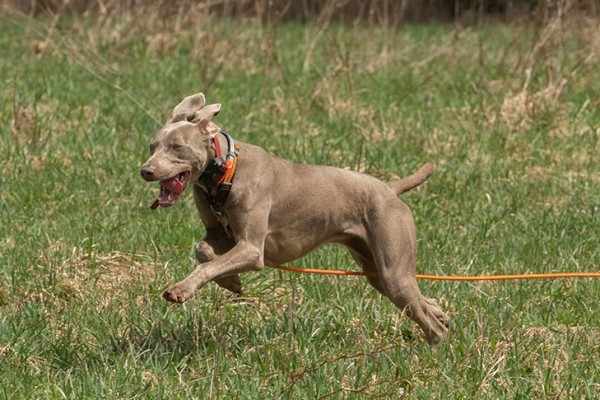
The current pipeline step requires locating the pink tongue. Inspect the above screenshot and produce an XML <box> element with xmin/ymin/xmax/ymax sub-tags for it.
<box><xmin>150</xmin><ymin>176</ymin><xmax>185</xmax><ymax>209</ymax></box>
<box><xmin>161</xmin><ymin>176</ymin><xmax>185</xmax><ymax>195</ymax></box>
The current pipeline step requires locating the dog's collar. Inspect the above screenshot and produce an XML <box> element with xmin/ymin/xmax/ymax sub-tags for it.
<box><xmin>197</xmin><ymin>131</ymin><xmax>239</xmax><ymax>238</ymax></box>
<box><xmin>197</xmin><ymin>131</ymin><xmax>238</xmax><ymax>191</ymax></box>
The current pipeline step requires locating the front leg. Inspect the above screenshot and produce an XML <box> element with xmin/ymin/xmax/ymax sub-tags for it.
<box><xmin>195</xmin><ymin>240</ymin><xmax>242</xmax><ymax>294</ymax></box>
<box><xmin>164</xmin><ymin>240</ymin><xmax>263</xmax><ymax>303</ymax></box>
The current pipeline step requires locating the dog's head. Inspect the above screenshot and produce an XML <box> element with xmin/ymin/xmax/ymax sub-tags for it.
<box><xmin>140</xmin><ymin>92</ymin><xmax>221</xmax><ymax>208</ymax></box>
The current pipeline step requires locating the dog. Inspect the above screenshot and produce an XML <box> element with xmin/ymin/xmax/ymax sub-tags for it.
<box><xmin>140</xmin><ymin>93</ymin><xmax>449</xmax><ymax>344</ymax></box>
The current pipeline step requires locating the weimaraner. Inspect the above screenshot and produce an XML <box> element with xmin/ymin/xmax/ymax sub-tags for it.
<box><xmin>140</xmin><ymin>93</ymin><xmax>449</xmax><ymax>344</ymax></box>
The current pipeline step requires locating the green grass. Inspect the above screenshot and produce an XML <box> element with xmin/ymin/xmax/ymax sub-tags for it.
<box><xmin>1</xmin><ymin>11</ymin><xmax>599</xmax><ymax>399</ymax></box>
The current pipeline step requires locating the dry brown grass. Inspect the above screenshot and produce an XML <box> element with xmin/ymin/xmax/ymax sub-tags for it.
<box><xmin>20</xmin><ymin>245</ymin><xmax>158</xmax><ymax>310</ymax></box>
<box><xmin>230</xmin><ymin>283</ymin><xmax>305</xmax><ymax>322</ymax></box>
<box><xmin>498</xmin><ymin>73</ymin><xmax>566</xmax><ymax>132</ymax></box>
<box><xmin>464</xmin><ymin>325</ymin><xmax>600</xmax><ymax>397</ymax></box>
<box><xmin>11</xmin><ymin>96</ymin><xmax>40</xmax><ymax>150</ymax></box>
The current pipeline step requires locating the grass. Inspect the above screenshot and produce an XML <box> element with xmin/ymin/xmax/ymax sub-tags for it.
<box><xmin>1</xmin><ymin>7</ymin><xmax>599</xmax><ymax>399</ymax></box>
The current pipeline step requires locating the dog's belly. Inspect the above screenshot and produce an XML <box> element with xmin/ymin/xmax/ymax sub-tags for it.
<box><xmin>261</xmin><ymin>222</ymin><xmax>361</xmax><ymax>266</ymax></box>
<box><xmin>262</xmin><ymin>233</ymin><xmax>319</xmax><ymax>266</ymax></box>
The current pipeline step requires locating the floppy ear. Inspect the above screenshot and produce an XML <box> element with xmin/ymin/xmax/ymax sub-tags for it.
<box><xmin>193</xmin><ymin>103</ymin><xmax>221</xmax><ymax>121</ymax></box>
<box><xmin>197</xmin><ymin>117</ymin><xmax>220</xmax><ymax>139</ymax></box>
<box><xmin>195</xmin><ymin>103</ymin><xmax>221</xmax><ymax>139</ymax></box>
<box><xmin>167</xmin><ymin>92</ymin><xmax>206</xmax><ymax>123</ymax></box>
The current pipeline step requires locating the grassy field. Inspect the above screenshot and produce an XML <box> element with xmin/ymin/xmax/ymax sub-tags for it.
<box><xmin>1</xmin><ymin>8</ymin><xmax>599</xmax><ymax>399</ymax></box>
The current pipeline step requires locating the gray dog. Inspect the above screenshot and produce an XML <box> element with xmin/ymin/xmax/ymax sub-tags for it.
<box><xmin>140</xmin><ymin>93</ymin><xmax>449</xmax><ymax>344</ymax></box>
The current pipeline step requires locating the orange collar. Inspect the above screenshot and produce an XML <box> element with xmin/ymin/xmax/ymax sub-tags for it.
<box><xmin>197</xmin><ymin>131</ymin><xmax>238</xmax><ymax>200</ymax></box>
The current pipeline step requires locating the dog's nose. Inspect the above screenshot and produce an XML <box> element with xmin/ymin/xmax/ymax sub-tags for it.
<box><xmin>140</xmin><ymin>165</ymin><xmax>156</xmax><ymax>181</ymax></box>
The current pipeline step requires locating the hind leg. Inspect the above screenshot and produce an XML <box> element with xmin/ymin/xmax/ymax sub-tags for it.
<box><xmin>368</xmin><ymin>206</ymin><xmax>449</xmax><ymax>345</ymax></box>
<box><xmin>350</xmin><ymin>250</ymin><xmax>387</xmax><ymax>297</ymax></box>
<box><xmin>348</xmin><ymin>241</ymin><xmax>448</xmax><ymax>344</ymax></box>
<box><xmin>382</xmin><ymin>271</ymin><xmax>449</xmax><ymax>345</ymax></box>
<box><xmin>343</xmin><ymin>239</ymin><xmax>387</xmax><ymax>297</ymax></box>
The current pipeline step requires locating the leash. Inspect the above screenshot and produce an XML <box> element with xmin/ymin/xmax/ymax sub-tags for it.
<box><xmin>270</xmin><ymin>264</ymin><xmax>600</xmax><ymax>281</ymax></box>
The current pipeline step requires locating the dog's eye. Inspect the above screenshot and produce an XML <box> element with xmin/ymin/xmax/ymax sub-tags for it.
<box><xmin>149</xmin><ymin>143</ymin><xmax>156</xmax><ymax>154</ymax></box>
<box><xmin>171</xmin><ymin>144</ymin><xmax>183</xmax><ymax>150</ymax></box>
<box><xmin>186</xmin><ymin>114</ymin><xmax>195</xmax><ymax>122</ymax></box>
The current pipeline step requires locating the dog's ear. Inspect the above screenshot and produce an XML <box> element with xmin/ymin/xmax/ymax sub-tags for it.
<box><xmin>193</xmin><ymin>103</ymin><xmax>221</xmax><ymax>139</ymax></box>
<box><xmin>197</xmin><ymin>118</ymin><xmax>220</xmax><ymax>139</ymax></box>
<box><xmin>193</xmin><ymin>103</ymin><xmax>221</xmax><ymax>121</ymax></box>
<box><xmin>168</xmin><ymin>92</ymin><xmax>207</xmax><ymax>122</ymax></box>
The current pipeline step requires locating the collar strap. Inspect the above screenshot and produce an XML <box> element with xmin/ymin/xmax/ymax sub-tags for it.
<box><xmin>197</xmin><ymin>131</ymin><xmax>239</xmax><ymax>239</ymax></box>
<box><xmin>198</xmin><ymin>131</ymin><xmax>238</xmax><ymax>191</ymax></box>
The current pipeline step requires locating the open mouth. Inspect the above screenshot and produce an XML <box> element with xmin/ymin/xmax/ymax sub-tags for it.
<box><xmin>150</xmin><ymin>171</ymin><xmax>191</xmax><ymax>209</ymax></box>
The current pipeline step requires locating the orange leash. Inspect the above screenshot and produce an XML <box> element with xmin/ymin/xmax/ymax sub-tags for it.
<box><xmin>270</xmin><ymin>265</ymin><xmax>600</xmax><ymax>281</ymax></box>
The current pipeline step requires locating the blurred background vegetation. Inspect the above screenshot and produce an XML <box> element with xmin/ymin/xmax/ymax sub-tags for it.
<box><xmin>3</xmin><ymin>0</ymin><xmax>599</xmax><ymax>24</ymax></box>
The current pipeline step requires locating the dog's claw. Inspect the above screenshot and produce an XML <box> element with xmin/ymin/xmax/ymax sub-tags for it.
<box><xmin>163</xmin><ymin>283</ymin><xmax>195</xmax><ymax>303</ymax></box>
<box><xmin>162</xmin><ymin>290</ymin><xmax>182</xmax><ymax>303</ymax></box>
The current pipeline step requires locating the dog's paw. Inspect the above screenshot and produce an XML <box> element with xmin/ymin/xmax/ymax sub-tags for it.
<box><xmin>423</xmin><ymin>298</ymin><xmax>450</xmax><ymax>345</ymax></box>
<box><xmin>425</xmin><ymin>298</ymin><xmax>450</xmax><ymax>327</ymax></box>
<box><xmin>163</xmin><ymin>283</ymin><xmax>195</xmax><ymax>303</ymax></box>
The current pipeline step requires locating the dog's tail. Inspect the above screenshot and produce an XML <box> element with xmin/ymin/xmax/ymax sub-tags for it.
<box><xmin>387</xmin><ymin>163</ymin><xmax>435</xmax><ymax>195</ymax></box>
